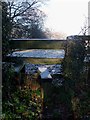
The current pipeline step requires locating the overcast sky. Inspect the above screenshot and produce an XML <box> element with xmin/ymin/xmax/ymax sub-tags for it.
<box><xmin>41</xmin><ymin>0</ymin><xmax>89</xmax><ymax>36</ymax></box>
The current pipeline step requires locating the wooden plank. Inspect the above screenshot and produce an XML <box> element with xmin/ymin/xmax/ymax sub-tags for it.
<box><xmin>10</xmin><ymin>39</ymin><xmax>67</xmax><ymax>49</ymax></box>
<box><xmin>38</xmin><ymin>67</ymin><xmax>52</xmax><ymax>79</ymax></box>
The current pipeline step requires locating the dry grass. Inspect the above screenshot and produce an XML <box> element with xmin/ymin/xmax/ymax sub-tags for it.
<box><xmin>24</xmin><ymin>58</ymin><xmax>63</xmax><ymax>64</ymax></box>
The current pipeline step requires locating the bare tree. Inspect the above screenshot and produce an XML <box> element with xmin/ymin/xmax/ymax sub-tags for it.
<box><xmin>6</xmin><ymin>0</ymin><xmax>45</xmax><ymax>21</ymax></box>
<box><xmin>78</xmin><ymin>16</ymin><xmax>90</xmax><ymax>35</ymax></box>
<box><xmin>4</xmin><ymin>0</ymin><xmax>48</xmax><ymax>38</ymax></box>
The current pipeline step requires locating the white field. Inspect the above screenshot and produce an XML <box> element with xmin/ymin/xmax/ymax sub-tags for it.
<box><xmin>8</xmin><ymin>49</ymin><xmax>65</xmax><ymax>59</ymax></box>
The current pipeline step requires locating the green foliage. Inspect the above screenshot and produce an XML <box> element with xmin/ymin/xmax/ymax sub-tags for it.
<box><xmin>2</xmin><ymin>86</ymin><xmax>42</xmax><ymax>119</ymax></box>
<box><xmin>53</xmin><ymin>111</ymin><xmax>62</xmax><ymax>119</ymax></box>
<box><xmin>63</xmin><ymin>40</ymin><xmax>85</xmax><ymax>81</ymax></box>
<box><xmin>62</xmin><ymin>40</ymin><xmax>90</xmax><ymax>118</ymax></box>
<box><xmin>2</xmin><ymin>62</ymin><xmax>42</xmax><ymax>119</ymax></box>
<box><xmin>43</xmin><ymin>81</ymin><xmax>73</xmax><ymax>113</ymax></box>
<box><xmin>2</xmin><ymin>63</ymin><xmax>15</xmax><ymax>101</ymax></box>
<box><xmin>2</xmin><ymin>2</ymin><xmax>12</xmax><ymax>60</ymax></box>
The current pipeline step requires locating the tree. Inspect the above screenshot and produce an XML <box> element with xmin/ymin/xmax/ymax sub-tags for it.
<box><xmin>5</xmin><ymin>0</ymin><xmax>48</xmax><ymax>38</ymax></box>
<box><xmin>62</xmin><ymin>39</ymin><xmax>90</xmax><ymax>119</ymax></box>
<box><xmin>6</xmin><ymin>0</ymin><xmax>44</xmax><ymax>21</ymax></box>
<box><xmin>78</xmin><ymin>16</ymin><xmax>90</xmax><ymax>35</ymax></box>
<box><xmin>11</xmin><ymin>4</ymin><xmax>47</xmax><ymax>38</ymax></box>
<box><xmin>29</xmin><ymin>22</ymin><xmax>47</xmax><ymax>38</ymax></box>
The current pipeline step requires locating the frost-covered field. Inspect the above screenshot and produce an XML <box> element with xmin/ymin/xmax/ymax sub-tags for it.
<box><xmin>25</xmin><ymin>63</ymin><xmax>62</xmax><ymax>75</ymax></box>
<box><xmin>8</xmin><ymin>49</ymin><xmax>65</xmax><ymax>58</ymax></box>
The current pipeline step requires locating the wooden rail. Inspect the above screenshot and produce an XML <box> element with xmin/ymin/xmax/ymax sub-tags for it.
<box><xmin>10</xmin><ymin>39</ymin><xmax>67</xmax><ymax>49</ymax></box>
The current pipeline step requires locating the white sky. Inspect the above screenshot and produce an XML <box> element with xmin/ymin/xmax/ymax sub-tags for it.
<box><xmin>41</xmin><ymin>0</ymin><xmax>89</xmax><ymax>36</ymax></box>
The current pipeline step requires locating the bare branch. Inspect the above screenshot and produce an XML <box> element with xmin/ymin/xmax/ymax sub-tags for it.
<box><xmin>13</xmin><ymin>5</ymin><xmax>23</xmax><ymax>19</ymax></box>
<box><xmin>12</xmin><ymin>1</ymin><xmax>39</xmax><ymax>19</ymax></box>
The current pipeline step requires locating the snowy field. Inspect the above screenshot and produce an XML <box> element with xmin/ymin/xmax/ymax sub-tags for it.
<box><xmin>25</xmin><ymin>63</ymin><xmax>64</xmax><ymax>86</ymax></box>
<box><xmin>8</xmin><ymin>49</ymin><xmax>65</xmax><ymax>59</ymax></box>
<box><xmin>25</xmin><ymin>63</ymin><xmax>62</xmax><ymax>75</ymax></box>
